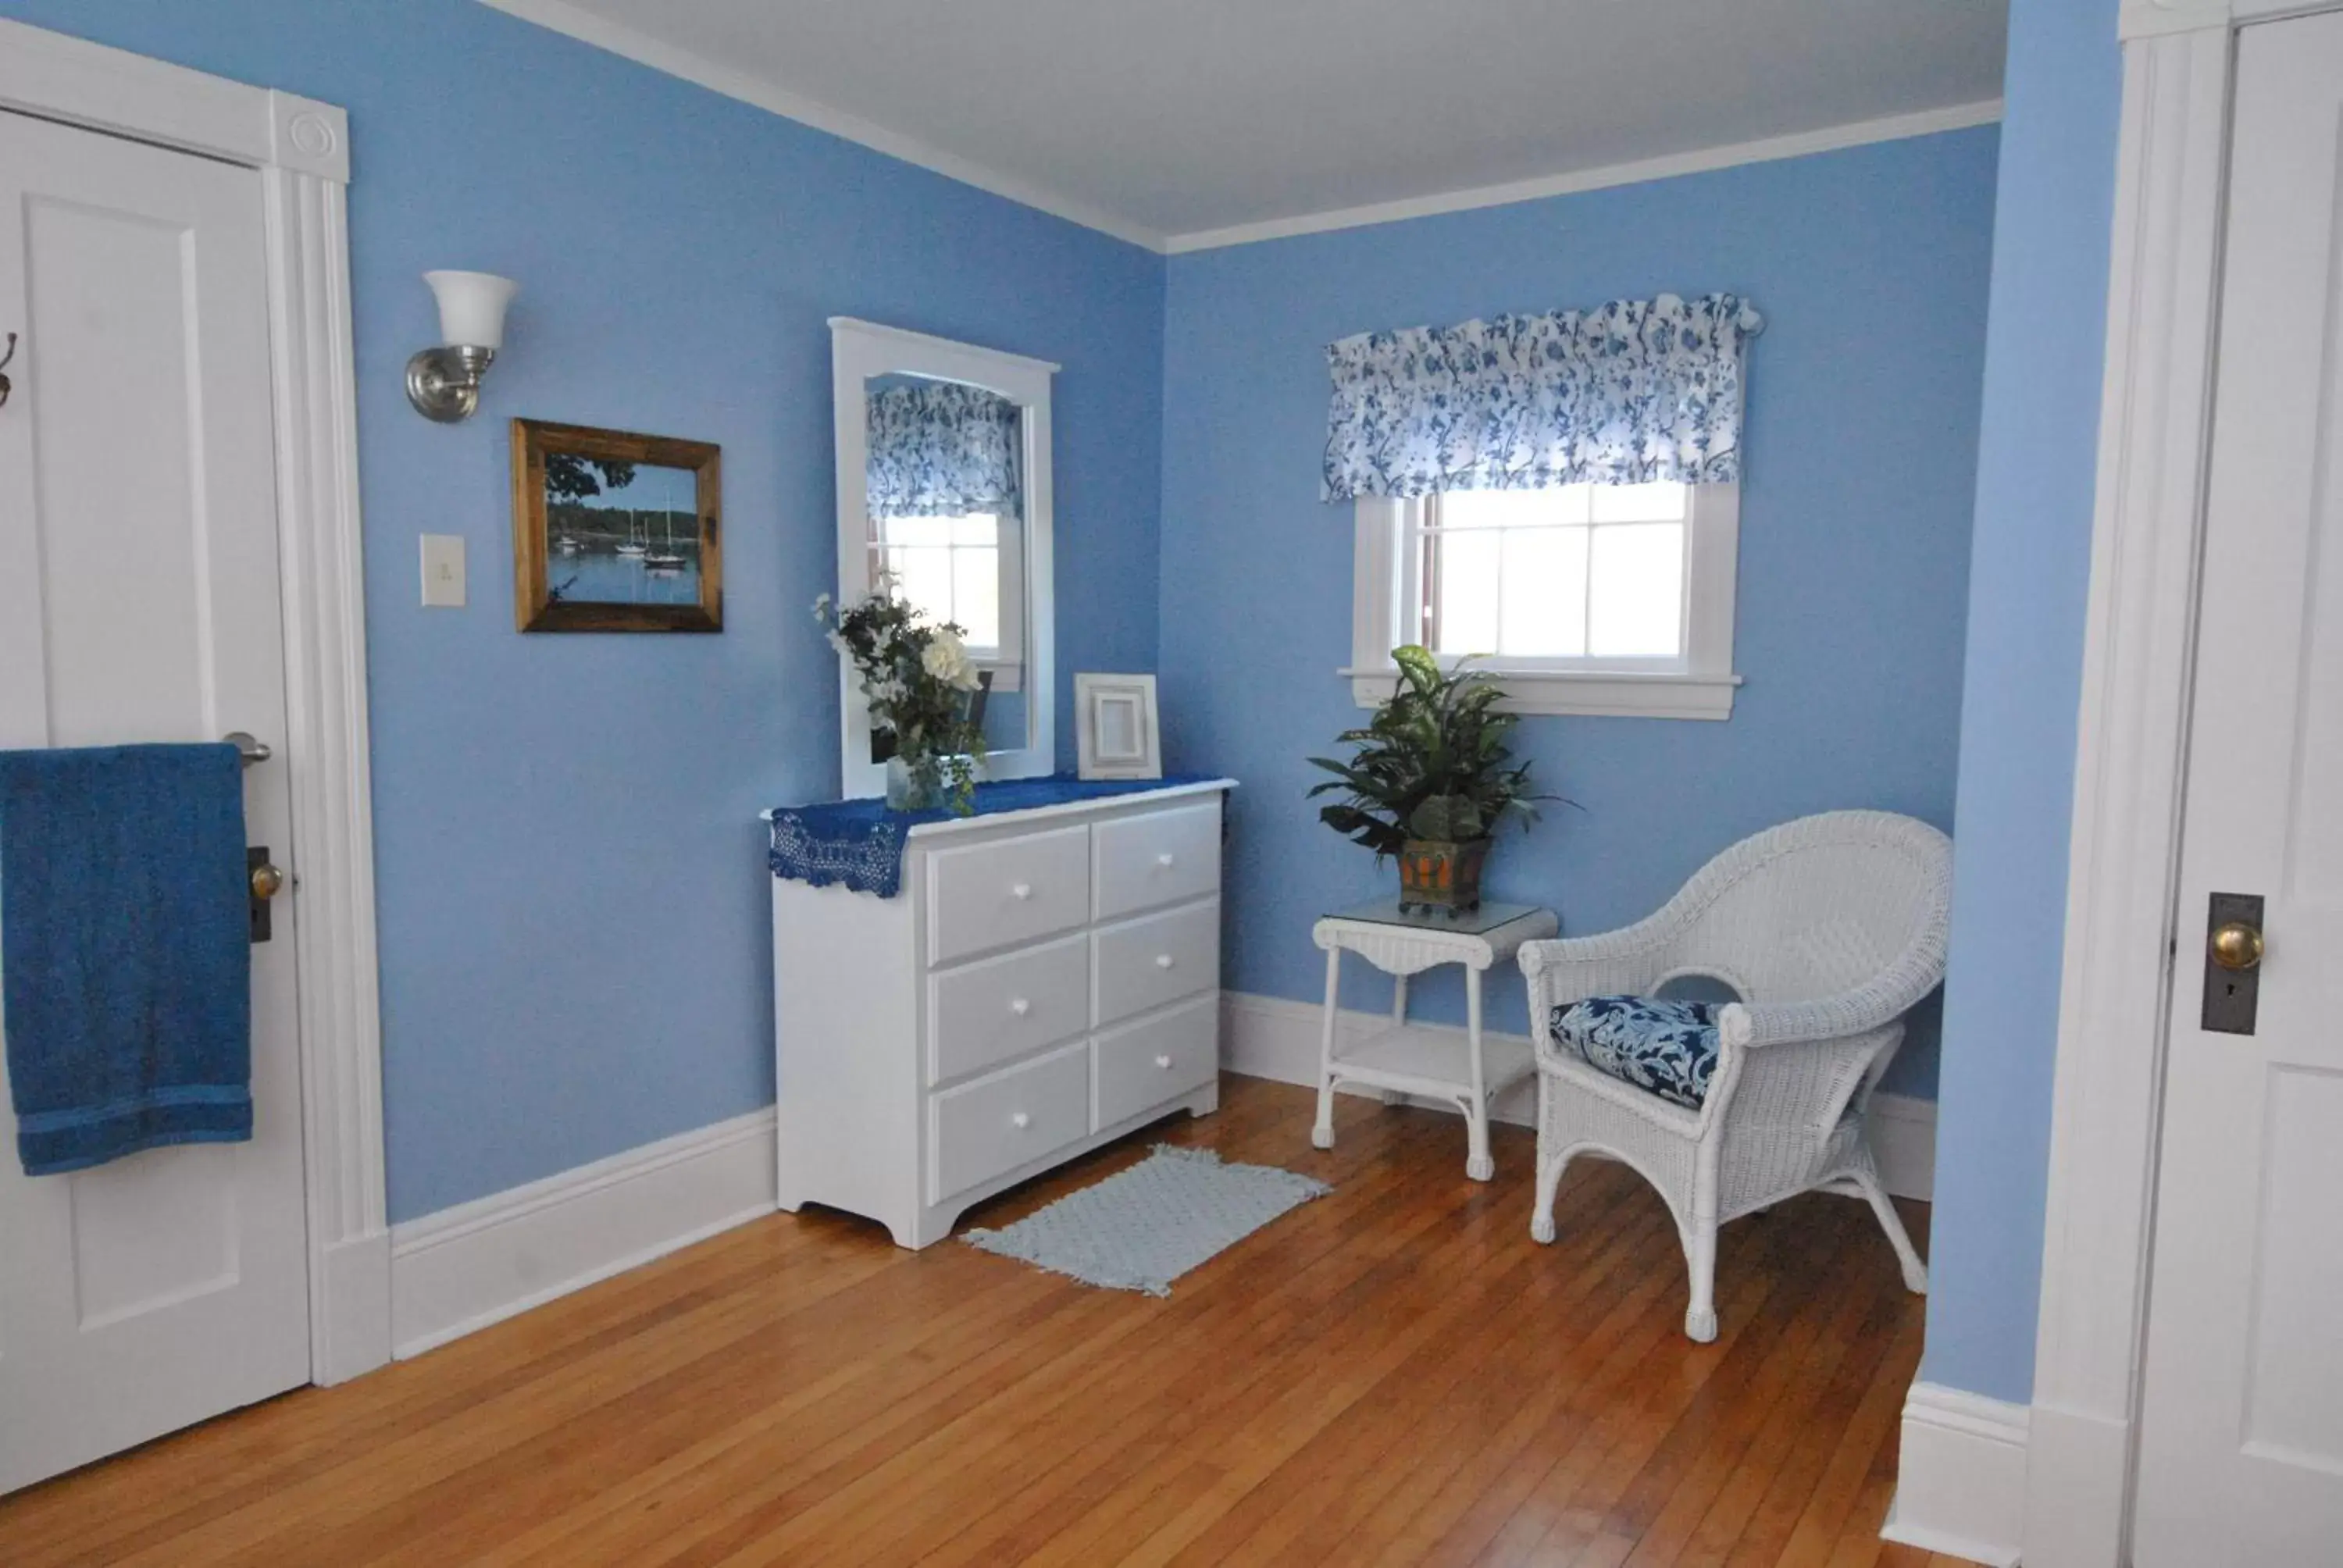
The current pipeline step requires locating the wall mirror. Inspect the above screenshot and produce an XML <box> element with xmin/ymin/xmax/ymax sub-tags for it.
<box><xmin>829</xmin><ymin>318</ymin><xmax>1057</xmax><ymax>798</ymax></box>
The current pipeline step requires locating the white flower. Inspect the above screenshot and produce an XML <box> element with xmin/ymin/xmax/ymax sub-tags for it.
<box><xmin>826</xmin><ymin>629</ymin><xmax>851</xmax><ymax>655</ymax></box>
<box><xmin>922</xmin><ymin>629</ymin><xmax>981</xmax><ymax>691</ymax></box>
<box><xmin>811</xmin><ymin>592</ymin><xmax>832</xmax><ymax>623</ymax></box>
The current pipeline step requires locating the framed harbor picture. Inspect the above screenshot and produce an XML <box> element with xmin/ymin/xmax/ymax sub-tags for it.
<box><xmin>511</xmin><ymin>419</ymin><xmax>722</xmax><ymax>632</ymax></box>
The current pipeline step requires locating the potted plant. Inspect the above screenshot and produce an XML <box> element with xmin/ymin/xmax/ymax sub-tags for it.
<box><xmin>815</xmin><ymin>586</ymin><xmax>986</xmax><ymax>812</ymax></box>
<box><xmin>1307</xmin><ymin>645</ymin><xmax>1542</xmax><ymax>913</ymax></box>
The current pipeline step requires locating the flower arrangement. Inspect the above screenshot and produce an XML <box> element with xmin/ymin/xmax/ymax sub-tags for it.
<box><xmin>815</xmin><ymin>586</ymin><xmax>986</xmax><ymax>812</ymax></box>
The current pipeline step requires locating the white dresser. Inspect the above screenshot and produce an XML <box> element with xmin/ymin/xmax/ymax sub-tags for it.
<box><xmin>769</xmin><ymin>780</ymin><xmax>1234</xmax><ymax>1248</ymax></box>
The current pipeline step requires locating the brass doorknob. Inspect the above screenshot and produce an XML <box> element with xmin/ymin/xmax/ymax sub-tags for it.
<box><xmin>2209</xmin><ymin>920</ymin><xmax>2263</xmax><ymax>971</ymax></box>
<box><xmin>251</xmin><ymin>862</ymin><xmax>286</xmax><ymax>900</ymax></box>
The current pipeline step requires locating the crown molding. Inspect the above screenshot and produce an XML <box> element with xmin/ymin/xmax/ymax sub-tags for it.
<box><xmin>475</xmin><ymin>0</ymin><xmax>1170</xmax><ymax>251</ymax></box>
<box><xmin>1164</xmin><ymin>98</ymin><xmax>2004</xmax><ymax>254</ymax></box>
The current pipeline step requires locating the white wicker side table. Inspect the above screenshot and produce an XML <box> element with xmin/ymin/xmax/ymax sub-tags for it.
<box><xmin>1310</xmin><ymin>900</ymin><xmax>1560</xmax><ymax>1181</ymax></box>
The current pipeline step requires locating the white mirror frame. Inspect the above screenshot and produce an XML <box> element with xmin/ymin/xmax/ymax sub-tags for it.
<box><xmin>829</xmin><ymin>318</ymin><xmax>1058</xmax><ymax>800</ymax></box>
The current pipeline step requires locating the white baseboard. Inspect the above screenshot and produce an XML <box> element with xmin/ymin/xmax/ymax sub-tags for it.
<box><xmin>1867</xmin><ymin>1088</ymin><xmax>1938</xmax><ymax>1203</ymax></box>
<box><xmin>1882</xmin><ymin>1381</ymin><xmax>2031</xmax><ymax>1567</ymax></box>
<box><xmin>1218</xmin><ymin>990</ymin><xmax>1938</xmax><ymax>1201</ymax></box>
<box><xmin>388</xmin><ymin>1107</ymin><xmax>777</xmax><ymax>1359</ymax></box>
<box><xmin>379</xmin><ymin>992</ymin><xmax>1933</xmax><ymax>1363</ymax></box>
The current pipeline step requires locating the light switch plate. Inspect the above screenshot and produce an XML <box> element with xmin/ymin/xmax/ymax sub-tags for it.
<box><xmin>419</xmin><ymin>534</ymin><xmax>465</xmax><ymax>608</ymax></box>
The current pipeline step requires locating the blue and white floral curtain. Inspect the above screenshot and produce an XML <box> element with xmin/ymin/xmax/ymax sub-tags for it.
<box><xmin>1321</xmin><ymin>292</ymin><xmax>1763</xmax><ymax>501</ymax></box>
<box><xmin>866</xmin><ymin>381</ymin><xmax>1023</xmax><ymax>520</ymax></box>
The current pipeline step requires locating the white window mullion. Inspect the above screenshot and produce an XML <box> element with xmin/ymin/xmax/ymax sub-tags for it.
<box><xmin>1582</xmin><ymin>522</ymin><xmax>1599</xmax><ymax>662</ymax></box>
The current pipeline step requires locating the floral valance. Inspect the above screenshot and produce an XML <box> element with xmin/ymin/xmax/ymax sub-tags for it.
<box><xmin>1321</xmin><ymin>292</ymin><xmax>1763</xmax><ymax>501</ymax></box>
<box><xmin>866</xmin><ymin>380</ymin><xmax>1023</xmax><ymax>521</ymax></box>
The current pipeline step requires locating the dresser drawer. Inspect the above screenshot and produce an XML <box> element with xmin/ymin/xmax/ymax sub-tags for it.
<box><xmin>1094</xmin><ymin>900</ymin><xmax>1219</xmax><ymax>1027</ymax></box>
<box><xmin>930</xmin><ymin>1042</ymin><xmax>1090</xmax><ymax>1203</ymax></box>
<box><xmin>929</xmin><ymin>933</ymin><xmax>1089</xmax><ymax>1085</ymax></box>
<box><xmin>1093</xmin><ymin>802</ymin><xmax>1221</xmax><ymax>920</ymax></box>
<box><xmin>927</xmin><ymin>825</ymin><xmax>1090</xmax><ymax>965</ymax></box>
<box><xmin>1094</xmin><ymin>996</ymin><xmax>1218</xmax><ymax>1131</ymax></box>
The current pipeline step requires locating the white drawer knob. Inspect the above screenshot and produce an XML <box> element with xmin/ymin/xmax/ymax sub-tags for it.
<box><xmin>1154</xmin><ymin>953</ymin><xmax>1175</xmax><ymax>970</ymax></box>
<box><xmin>1011</xmin><ymin>1110</ymin><xmax>1030</xmax><ymax>1130</ymax></box>
<box><xmin>1009</xmin><ymin>997</ymin><xmax>1032</xmax><ymax>1017</ymax></box>
<box><xmin>1011</xmin><ymin>882</ymin><xmax>1033</xmax><ymax>901</ymax></box>
<box><xmin>1156</xmin><ymin>852</ymin><xmax>1176</xmax><ymax>868</ymax></box>
<box><xmin>1154</xmin><ymin>1053</ymin><xmax>1173</xmax><ymax>1070</ymax></box>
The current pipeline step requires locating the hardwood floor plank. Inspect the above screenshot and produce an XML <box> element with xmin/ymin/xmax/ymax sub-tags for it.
<box><xmin>1760</xmin><ymin>1311</ymin><xmax>1927</xmax><ymax>1568</ymax></box>
<box><xmin>1288</xmin><ymin>1199</ymin><xmax>1682</xmax><ymax>1568</ymax></box>
<box><xmin>0</xmin><ymin>1077</ymin><xmax>1958</xmax><ymax>1568</ymax></box>
<box><xmin>604</xmin><ymin>1112</ymin><xmax>1466</xmax><ymax>1568</ymax></box>
<box><xmin>504</xmin><ymin>1099</ymin><xmax>1454</xmax><ymax>1567</ymax></box>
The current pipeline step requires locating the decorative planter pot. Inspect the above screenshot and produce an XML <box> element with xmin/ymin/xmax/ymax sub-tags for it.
<box><xmin>1398</xmin><ymin>837</ymin><xmax>1490</xmax><ymax>914</ymax></box>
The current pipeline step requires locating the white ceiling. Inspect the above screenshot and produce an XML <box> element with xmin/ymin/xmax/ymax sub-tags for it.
<box><xmin>486</xmin><ymin>0</ymin><xmax>2008</xmax><ymax>251</ymax></box>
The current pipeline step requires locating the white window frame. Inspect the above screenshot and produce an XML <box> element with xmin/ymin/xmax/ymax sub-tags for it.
<box><xmin>868</xmin><ymin>509</ymin><xmax>1025</xmax><ymax>690</ymax></box>
<box><xmin>1344</xmin><ymin>483</ymin><xmax>1744</xmax><ymax>720</ymax></box>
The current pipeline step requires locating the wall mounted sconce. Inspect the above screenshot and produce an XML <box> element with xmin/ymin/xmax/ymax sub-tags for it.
<box><xmin>405</xmin><ymin>270</ymin><xmax>517</xmax><ymax>423</ymax></box>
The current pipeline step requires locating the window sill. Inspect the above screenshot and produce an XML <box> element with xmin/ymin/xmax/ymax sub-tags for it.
<box><xmin>1340</xmin><ymin>666</ymin><xmax>1740</xmax><ymax>720</ymax></box>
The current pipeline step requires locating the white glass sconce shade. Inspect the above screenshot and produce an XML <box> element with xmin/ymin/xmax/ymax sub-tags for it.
<box><xmin>423</xmin><ymin>270</ymin><xmax>516</xmax><ymax>350</ymax></box>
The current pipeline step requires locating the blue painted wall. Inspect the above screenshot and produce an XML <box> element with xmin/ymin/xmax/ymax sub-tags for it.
<box><xmin>0</xmin><ymin>0</ymin><xmax>1166</xmax><ymax>1221</ymax></box>
<box><xmin>1159</xmin><ymin>130</ymin><xmax>2000</xmax><ymax>1097</ymax></box>
<box><xmin>1922</xmin><ymin>0</ymin><xmax>2122</xmax><ymax>1405</ymax></box>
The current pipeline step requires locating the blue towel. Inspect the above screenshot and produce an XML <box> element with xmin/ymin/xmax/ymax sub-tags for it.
<box><xmin>0</xmin><ymin>743</ymin><xmax>253</xmax><ymax>1175</ymax></box>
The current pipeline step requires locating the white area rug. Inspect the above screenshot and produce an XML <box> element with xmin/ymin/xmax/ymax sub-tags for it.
<box><xmin>962</xmin><ymin>1144</ymin><xmax>1330</xmax><ymax>1297</ymax></box>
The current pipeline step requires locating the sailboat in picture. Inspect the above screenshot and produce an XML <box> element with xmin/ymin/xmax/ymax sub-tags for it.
<box><xmin>645</xmin><ymin>467</ymin><xmax>687</xmax><ymax>572</ymax></box>
<box><xmin>615</xmin><ymin>504</ymin><xmax>648</xmax><ymax>558</ymax></box>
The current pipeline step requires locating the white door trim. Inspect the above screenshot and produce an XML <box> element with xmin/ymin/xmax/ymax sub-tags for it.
<box><xmin>2017</xmin><ymin>4</ymin><xmax>2343</xmax><ymax>1563</ymax></box>
<box><xmin>0</xmin><ymin>19</ymin><xmax>390</xmax><ymax>1384</ymax></box>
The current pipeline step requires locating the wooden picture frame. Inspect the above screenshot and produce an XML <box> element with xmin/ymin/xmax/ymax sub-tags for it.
<box><xmin>511</xmin><ymin>419</ymin><xmax>722</xmax><ymax>632</ymax></box>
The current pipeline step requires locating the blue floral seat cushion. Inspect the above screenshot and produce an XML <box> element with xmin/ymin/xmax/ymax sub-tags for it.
<box><xmin>1549</xmin><ymin>995</ymin><xmax>1723</xmax><ymax>1110</ymax></box>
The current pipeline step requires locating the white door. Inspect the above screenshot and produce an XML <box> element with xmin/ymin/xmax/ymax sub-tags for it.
<box><xmin>0</xmin><ymin>109</ymin><xmax>310</xmax><ymax>1492</ymax></box>
<box><xmin>2133</xmin><ymin>12</ymin><xmax>2343</xmax><ymax>1563</ymax></box>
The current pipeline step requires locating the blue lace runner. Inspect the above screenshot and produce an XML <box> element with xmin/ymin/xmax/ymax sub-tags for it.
<box><xmin>767</xmin><ymin>775</ymin><xmax>1220</xmax><ymax>898</ymax></box>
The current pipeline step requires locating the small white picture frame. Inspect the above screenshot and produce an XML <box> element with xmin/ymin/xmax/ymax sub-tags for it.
<box><xmin>1075</xmin><ymin>673</ymin><xmax>1161</xmax><ymax>781</ymax></box>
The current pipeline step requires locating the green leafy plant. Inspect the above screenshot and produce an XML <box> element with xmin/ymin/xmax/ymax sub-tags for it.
<box><xmin>1307</xmin><ymin>645</ymin><xmax>1544</xmax><ymax>858</ymax></box>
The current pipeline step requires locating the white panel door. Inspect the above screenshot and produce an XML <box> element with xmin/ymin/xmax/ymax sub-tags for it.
<box><xmin>0</xmin><ymin>109</ymin><xmax>309</xmax><ymax>1494</ymax></box>
<box><xmin>2133</xmin><ymin>14</ymin><xmax>2343</xmax><ymax>1563</ymax></box>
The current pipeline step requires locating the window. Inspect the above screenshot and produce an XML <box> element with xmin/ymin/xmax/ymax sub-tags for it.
<box><xmin>1349</xmin><ymin>482</ymin><xmax>1741</xmax><ymax>718</ymax></box>
<box><xmin>873</xmin><ymin>511</ymin><xmax>1001</xmax><ymax>652</ymax></box>
<box><xmin>867</xmin><ymin>510</ymin><xmax>1024</xmax><ymax>689</ymax></box>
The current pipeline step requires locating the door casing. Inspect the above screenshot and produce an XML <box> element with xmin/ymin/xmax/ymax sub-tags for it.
<box><xmin>2015</xmin><ymin>2</ymin><xmax>2343</xmax><ymax>1565</ymax></box>
<box><xmin>0</xmin><ymin>18</ymin><xmax>390</xmax><ymax>1386</ymax></box>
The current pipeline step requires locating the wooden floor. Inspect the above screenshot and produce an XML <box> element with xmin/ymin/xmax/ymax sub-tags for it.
<box><xmin>0</xmin><ymin>1075</ymin><xmax>1972</xmax><ymax>1567</ymax></box>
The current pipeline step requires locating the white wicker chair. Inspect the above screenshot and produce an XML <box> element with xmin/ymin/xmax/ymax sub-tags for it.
<box><xmin>1518</xmin><ymin>810</ymin><xmax>1950</xmax><ymax>1342</ymax></box>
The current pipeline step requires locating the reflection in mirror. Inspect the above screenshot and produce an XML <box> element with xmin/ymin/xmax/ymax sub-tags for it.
<box><xmin>863</xmin><ymin>373</ymin><xmax>1027</xmax><ymax>756</ymax></box>
<box><xmin>831</xmin><ymin>318</ymin><xmax>1057</xmax><ymax>800</ymax></box>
